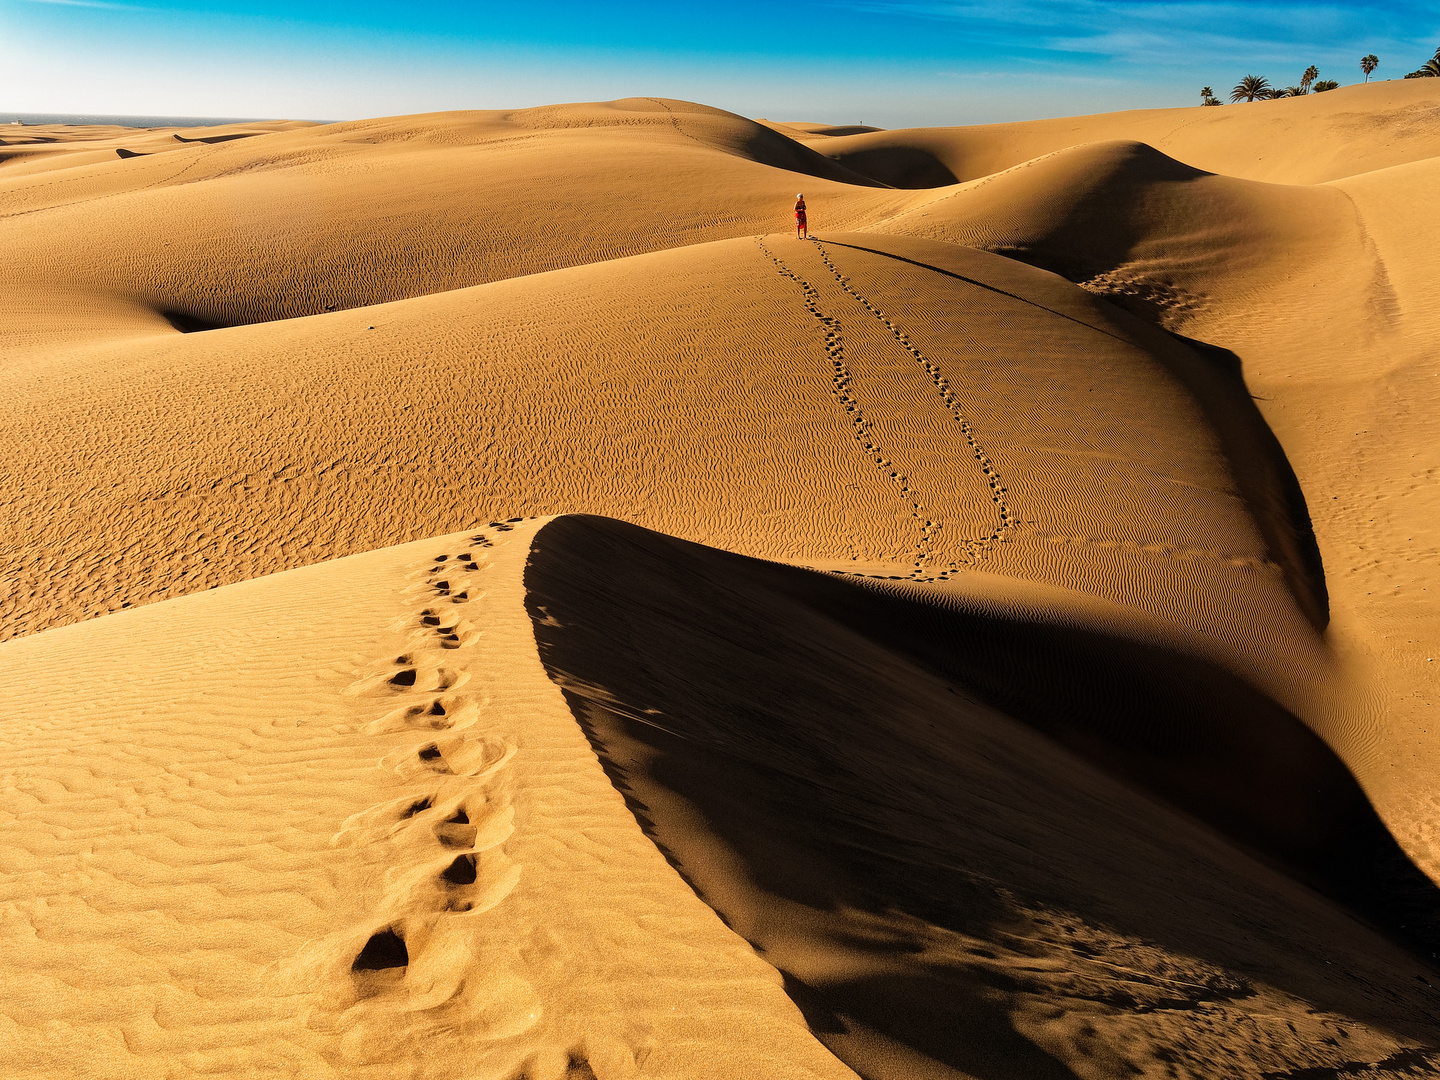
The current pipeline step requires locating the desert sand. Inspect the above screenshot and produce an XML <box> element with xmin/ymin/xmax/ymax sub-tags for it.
<box><xmin>1</xmin><ymin>88</ymin><xmax>1438</xmax><ymax>1077</ymax></box>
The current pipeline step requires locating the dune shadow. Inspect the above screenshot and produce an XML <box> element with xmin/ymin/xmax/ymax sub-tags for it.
<box><xmin>172</xmin><ymin>132</ymin><xmax>261</xmax><ymax>144</ymax></box>
<box><xmin>161</xmin><ymin>309</ymin><xmax>230</xmax><ymax>333</ymax></box>
<box><xmin>825</xmin><ymin>145</ymin><xmax>960</xmax><ymax>188</ymax></box>
<box><xmin>1157</xmin><ymin>328</ymin><xmax>1329</xmax><ymax>629</ymax></box>
<box><xmin>525</xmin><ymin>515</ymin><xmax>1440</xmax><ymax>1077</ymax></box>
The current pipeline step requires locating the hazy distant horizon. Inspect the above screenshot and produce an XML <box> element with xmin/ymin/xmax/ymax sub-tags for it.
<box><xmin>5</xmin><ymin>0</ymin><xmax>1435</xmax><ymax>129</ymax></box>
<box><xmin>0</xmin><ymin>111</ymin><xmax>295</xmax><ymax>129</ymax></box>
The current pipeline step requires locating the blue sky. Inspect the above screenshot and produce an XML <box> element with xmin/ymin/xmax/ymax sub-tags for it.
<box><xmin>3</xmin><ymin>1</ymin><xmax>1436</xmax><ymax>125</ymax></box>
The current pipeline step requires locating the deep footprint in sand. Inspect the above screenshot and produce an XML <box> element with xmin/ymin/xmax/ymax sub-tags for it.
<box><xmin>385</xmin><ymin>734</ymin><xmax>516</xmax><ymax>779</ymax></box>
<box><xmin>363</xmin><ymin>694</ymin><xmax>483</xmax><ymax>735</ymax></box>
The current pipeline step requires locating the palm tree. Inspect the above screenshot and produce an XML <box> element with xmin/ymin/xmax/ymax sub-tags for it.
<box><xmin>1361</xmin><ymin>54</ymin><xmax>1379</xmax><ymax>81</ymax></box>
<box><xmin>1231</xmin><ymin>75</ymin><xmax>1271</xmax><ymax>102</ymax></box>
<box><xmin>1411</xmin><ymin>48</ymin><xmax>1440</xmax><ymax>78</ymax></box>
<box><xmin>1277</xmin><ymin>86</ymin><xmax>1305</xmax><ymax>98</ymax></box>
<box><xmin>1200</xmin><ymin>86</ymin><xmax>1220</xmax><ymax>106</ymax></box>
<box><xmin>1314</xmin><ymin>80</ymin><xmax>1339</xmax><ymax>92</ymax></box>
<box><xmin>1301</xmin><ymin>65</ymin><xmax>1318</xmax><ymax>92</ymax></box>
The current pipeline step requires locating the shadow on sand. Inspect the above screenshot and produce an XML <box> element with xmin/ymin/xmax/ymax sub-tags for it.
<box><xmin>526</xmin><ymin>515</ymin><xmax>1440</xmax><ymax>1079</ymax></box>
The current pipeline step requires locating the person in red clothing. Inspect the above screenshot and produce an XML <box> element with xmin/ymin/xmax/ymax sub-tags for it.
<box><xmin>794</xmin><ymin>193</ymin><xmax>808</xmax><ymax>239</ymax></box>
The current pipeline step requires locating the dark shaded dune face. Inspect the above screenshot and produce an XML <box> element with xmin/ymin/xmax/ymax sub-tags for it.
<box><xmin>160</xmin><ymin>309</ymin><xmax>231</xmax><ymax>333</ymax></box>
<box><xmin>1157</xmin><ymin>329</ymin><xmax>1329</xmax><ymax>628</ymax></box>
<box><xmin>525</xmin><ymin>514</ymin><xmax>1440</xmax><ymax>1077</ymax></box>
<box><xmin>820</xmin><ymin>144</ymin><xmax>959</xmax><ymax>188</ymax></box>
<box><xmin>817</xmin><ymin>126</ymin><xmax>994</xmax><ymax>185</ymax></box>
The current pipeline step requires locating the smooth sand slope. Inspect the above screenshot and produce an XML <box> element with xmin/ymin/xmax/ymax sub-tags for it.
<box><xmin>0</xmin><ymin>100</ymin><xmax>901</xmax><ymax>335</ymax></box>
<box><xmin>3</xmin><ymin>84</ymin><xmax>1440</xmax><ymax>1077</ymax></box>
<box><xmin>0</xmin><ymin>521</ymin><xmax>859</xmax><ymax>1079</ymax></box>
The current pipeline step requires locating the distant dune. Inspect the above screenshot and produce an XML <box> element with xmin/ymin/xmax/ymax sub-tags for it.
<box><xmin>2</xmin><ymin>87</ymin><xmax>1439</xmax><ymax>1078</ymax></box>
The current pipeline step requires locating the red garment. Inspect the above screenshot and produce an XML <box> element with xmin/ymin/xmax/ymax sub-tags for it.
<box><xmin>795</xmin><ymin>200</ymin><xmax>807</xmax><ymax>226</ymax></box>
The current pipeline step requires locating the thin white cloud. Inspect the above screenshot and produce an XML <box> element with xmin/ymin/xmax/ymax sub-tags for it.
<box><xmin>825</xmin><ymin>0</ymin><xmax>1432</xmax><ymax>57</ymax></box>
<box><xmin>17</xmin><ymin>0</ymin><xmax>149</xmax><ymax>9</ymax></box>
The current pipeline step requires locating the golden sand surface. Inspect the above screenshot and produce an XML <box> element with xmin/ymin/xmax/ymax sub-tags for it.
<box><xmin>2</xmin><ymin>90</ymin><xmax>1439</xmax><ymax>1077</ymax></box>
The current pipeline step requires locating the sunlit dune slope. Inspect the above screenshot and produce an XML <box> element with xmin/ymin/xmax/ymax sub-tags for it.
<box><xmin>5</xmin><ymin>92</ymin><xmax>1434</xmax><ymax>844</ymax></box>
<box><xmin>851</xmin><ymin>107</ymin><xmax>1440</xmax><ymax>853</ymax></box>
<box><xmin>3</xmin><ymin>231</ymin><xmax>1332</xmax><ymax>729</ymax></box>
<box><xmin>865</xmin><ymin>139</ymin><xmax>1362</xmax><ymax>329</ymax></box>
<box><xmin>0</xmin><ymin>519</ymin><xmax>860</xmax><ymax>1080</ymax></box>
<box><xmin>809</xmin><ymin>79</ymin><xmax>1440</xmax><ymax>186</ymax></box>
<box><xmin>0</xmin><ymin>120</ymin><xmax>313</xmax><ymax>177</ymax></box>
<box><xmin>0</xmin><ymin>99</ymin><xmax>902</xmax><ymax>331</ymax></box>
<box><xmin>524</xmin><ymin>514</ymin><xmax>1440</xmax><ymax>1080</ymax></box>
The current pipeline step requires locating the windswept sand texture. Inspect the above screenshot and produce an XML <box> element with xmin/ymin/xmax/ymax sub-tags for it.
<box><xmin>3</xmin><ymin>88</ymin><xmax>1440</xmax><ymax>1077</ymax></box>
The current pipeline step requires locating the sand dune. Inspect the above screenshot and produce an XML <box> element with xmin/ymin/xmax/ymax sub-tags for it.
<box><xmin>0</xmin><ymin>120</ymin><xmax>311</xmax><ymax>176</ymax></box>
<box><xmin>4</xmin><ymin>83</ymin><xmax>1440</xmax><ymax>1077</ymax></box>
<box><xmin>0</xmin><ymin>100</ymin><xmax>902</xmax><ymax>329</ymax></box>
<box><xmin>529</xmin><ymin>514</ymin><xmax>1440</xmax><ymax>1078</ymax></box>
<box><xmin>866</xmin><ymin>139</ymin><xmax>1360</xmax><ymax>328</ymax></box>
<box><xmin>1</xmin><ymin>513</ymin><xmax>1435</xmax><ymax>1078</ymax></box>
<box><xmin>807</xmin><ymin>79</ymin><xmax>1440</xmax><ymax>186</ymax></box>
<box><xmin>1</xmin><ymin>231</ymin><xmax>1334</xmax><ymax>719</ymax></box>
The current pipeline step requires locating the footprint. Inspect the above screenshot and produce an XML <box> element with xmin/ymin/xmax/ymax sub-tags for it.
<box><xmin>442</xmin><ymin>853</ymin><xmax>477</xmax><ymax>885</ymax></box>
<box><xmin>350</xmin><ymin>927</ymin><xmax>410</xmax><ymax>998</ymax></box>
<box><xmin>353</xmin><ymin>927</ymin><xmax>408</xmax><ymax>972</ymax></box>
<box><xmin>332</xmin><ymin>791</ymin><xmax>448</xmax><ymax>846</ymax></box>
<box><xmin>432</xmin><ymin>806</ymin><xmax>478</xmax><ymax>849</ymax></box>
<box><xmin>363</xmin><ymin>695</ymin><xmax>482</xmax><ymax>735</ymax></box>
<box><xmin>445</xmin><ymin>852</ymin><xmax>522</xmax><ymax>916</ymax></box>
<box><xmin>347</xmin><ymin>658</ymin><xmax>470</xmax><ymax>697</ymax></box>
<box><xmin>385</xmin><ymin>735</ymin><xmax>516</xmax><ymax>779</ymax></box>
<box><xmin>434</xmin><ymin>803</ymin><xmax>515</xmax><ymax>853</ymax></box>
<box><xmin>414</xmin><ymin>609</ymin><xmax>481</xmax><ymax>649</ymax></box>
